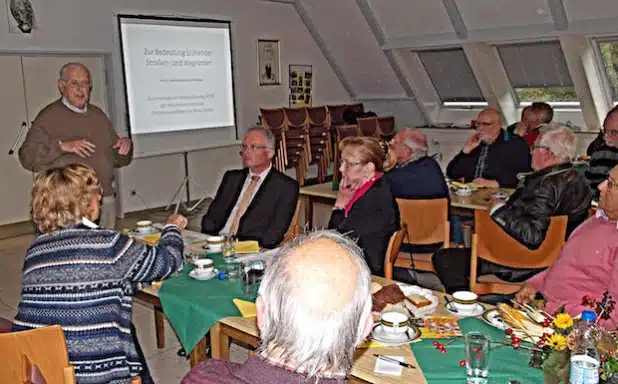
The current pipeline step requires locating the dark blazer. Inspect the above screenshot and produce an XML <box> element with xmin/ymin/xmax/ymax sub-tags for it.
<box><xmin>386</xmin><ymin>156</ymin><xmax>449</xmax><ymax>200</ymax></box>
<box><xmin>328</xmin><ymin>176</ymin><xmax>400</xmax><ymax>276</ymax></box>
<box><xmin>446</xmin><ymin>130</ymin><xmax>532</xmax><ymax>188</ymax></box>
<box><xmin>201</xmin><ymin>167</ymin><xmax>299</xmax><ymax>249</ymax></box>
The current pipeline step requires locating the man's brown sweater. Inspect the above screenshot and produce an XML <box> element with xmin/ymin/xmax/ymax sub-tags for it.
<box><xmin>19</xmin><ymin>99</ymin><xmax>132</xmax><ymax>196</ymax></box>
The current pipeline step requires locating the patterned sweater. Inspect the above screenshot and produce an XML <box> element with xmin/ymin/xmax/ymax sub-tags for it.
<box><xmin>585</xmin><ymin>143</ymin><xmax>618</xmax><ymax>200</ymax></box>
<box><xmin>12</xmin><ymin>223</ymin><xmax>183</xmax><ymax>384</ymax></box>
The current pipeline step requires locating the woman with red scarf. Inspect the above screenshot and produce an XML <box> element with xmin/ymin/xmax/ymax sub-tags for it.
<box><xmin>328</xmin><ymin>137</ymin><xmax>400</xmax><ymax>276</ymax></box>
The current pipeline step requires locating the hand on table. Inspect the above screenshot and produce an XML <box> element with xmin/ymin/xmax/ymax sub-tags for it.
<box><xmin>462</xmin><ymin>133</ymin><xmax>481</xmax><ymax>154</ymax></box>
<box><xmin>113</xmin><ymin>137</ymin><xmax>132</xmax><ymax>155</ymax></box>
<box><xmin>473</xmin><ymin>178</ymin><xmax>499</xmax><ymax>188</ymax></box>
<box><xmin>514</xmin><ymin>283</ymin><xmax>537</xmax><ymax>305</ymax></box>
<box><xmin>60</xmin><ymin>139</ymin><xmax>95</xmax><ymax>158</ymax></box>
<box><xmin>335</xmin><ymin>176</ymin><xmax>363</xmax><ymax>209</ymax></box>
<box><xmin>167</xmin><ymin>214</ymin><xmax>188</xmax><ymax>229</ymax></box>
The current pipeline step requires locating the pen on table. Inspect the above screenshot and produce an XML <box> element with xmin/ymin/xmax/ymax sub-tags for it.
<box><xmin>373</xmin><ymin>354</ymin><xmax>416</xmax><ymax>369</ymax></box>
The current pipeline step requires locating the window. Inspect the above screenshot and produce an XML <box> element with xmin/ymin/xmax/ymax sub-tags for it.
<box><xmin>598</xmin><ymin>40</ymin><xmax>618</xmax><ymax>104</ymax></box>
<box><xmin>417</xmin><ymin>48</ymin><xmax>487</xmax><ymax>107</ymax></box>
<box><xmin>498</xmin><ymin>42</ymin><xmax>579</xmax><ymax>107</ymax></box>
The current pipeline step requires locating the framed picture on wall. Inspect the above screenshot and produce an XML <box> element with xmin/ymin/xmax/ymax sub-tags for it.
<box><xmin>257</xmin><ymin>39</ymin><xmax>280</xmax><ymax>85</ymax></box>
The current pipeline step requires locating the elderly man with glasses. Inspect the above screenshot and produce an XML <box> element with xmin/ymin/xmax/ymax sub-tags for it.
<box><xmin>434</xmin><ymin>125</ymin><xmax>592</xmax><ymax>293</ymax></box>
<box><xmin>586</xmin><ymin>106</ymin><xmax>618</xmax><ymax>200</ymax></box>
<box><xmin>18</xmin><ymin>62</ymin><xmax>133</xmax><ymax>229</ymax></box>
<box><xmin>200</xmin><ymin>126</ymin><xmax>299</xmax><ymax>249</ymax></box>
<box><xmin>447</xmin><ymin>107</ymin><xmax>531</xmax><ymax>189</ymax></box>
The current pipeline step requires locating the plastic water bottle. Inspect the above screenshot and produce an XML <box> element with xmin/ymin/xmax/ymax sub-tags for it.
<box><xmin>569</xmin><ymin>310</ymin><xmax>600</xmax><ymax>384</ymax></box>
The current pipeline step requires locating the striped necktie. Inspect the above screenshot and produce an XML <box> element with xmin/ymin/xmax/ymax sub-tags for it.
<box><xmin>474</xmin><ymin>144</ymin><xmax>489</xmax><ymax>179</ymax></box>
<box><xmin>230</xmin><ymin>176</ymin><xmax>260</xmax><ymax>234</ymax></box>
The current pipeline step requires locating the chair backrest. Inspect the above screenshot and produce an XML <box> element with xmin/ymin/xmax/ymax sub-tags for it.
<box><xmin>260</xmin><ymin>108</ymin><xmax>286</xmax><ymax>130</ymax></box>
<box><xmin>384</xmin><ymin>224</ymin><xmax>408</xmax><ymax>280</ymax></box>
<box><xmin>283</xmin><ymin>107</ymin><xmax>308</xmax><ymax>128</ymax></box>
<box><xmin>346</xmin><ymin>103</ymin><xmax>364</xmax><ymax>113</ymax></box>
<box><xmin>357</xmin><ymin>117</ymin><xmax>379</xmax><ymax>137</ymax></box>
<box><xmin>0</xmin><ymin>325</ymin><xmax>75</xmax><ymax>384</ymax></box>
<box><xmin>473</xmin><ymin>210</ymin><xmax>568</xmax><ymax>269</ymax></box>
<box><xmin>396</xmin><ymin>198</ymin><xmax>449</xmax><ymax>246</ymax></box>
<box><xmin>327</xmin><ymin>104</ymin><xmax>347</xmax><ymax>125</ymax></box>
<box><xmin>336</xmin><ymin>125</ymin><xmax>359</xmax><ymax>140</ymax></box>
<box><xmin>306</xmin><ymin>106</ymin><xmax>329</xmax><ymax>126</ymax></box>
<box><xmin>377</xmin><ymin>116</ymin><xmax>396</xmax><ymax>136</ymax></box>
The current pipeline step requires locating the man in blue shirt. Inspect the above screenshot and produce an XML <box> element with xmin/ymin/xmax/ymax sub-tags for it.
<box><xmin>386</xmin><ymin>128</ymin><xmax>449</xmax><ymax>200</ymax></box>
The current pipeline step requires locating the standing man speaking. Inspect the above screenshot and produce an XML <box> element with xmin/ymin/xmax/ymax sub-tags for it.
<box><xmin>19</xmin><ymin>62</ymin><xmax>133</xmax><ymax>229</ymax></box>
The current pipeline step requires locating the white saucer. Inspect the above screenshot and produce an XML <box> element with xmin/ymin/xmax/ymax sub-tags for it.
<box><xmin>189</xmin><ymin>268</ymin><xmax>219</xmax><ymax>281</ymax></box>
<box><xmin>371</xmin><ymin>324</ymin><xmax>421</xmax><ymax>346</ymax></box>
<box><xmin>445</xmin><ymin>302</ymin><xmax>484</xmax><ymax>318</ymax></box>
<box><xmin>482</xmin><ymin>308</ymin><xmax>506</xmax><ymax>330</ymax></box>
<box><xmin>132</xmin><ymin>227</ymin><xmax>160</xmax><ymax>236</ymax></box>
<box><xmin>201</xmin><ymin>245</ymin><xmax>223</xmax><ymax>254</ymax></box>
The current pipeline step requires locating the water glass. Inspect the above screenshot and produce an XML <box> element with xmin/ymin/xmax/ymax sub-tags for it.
<box><xmin>226</xmin><ymin>262</ymin><xmax>242</xmax><ymax>281</ymax></box>
<box><xmin>222</xmin><ymin>233</ymin><xmax>236</xmax><ymax>262</ymax></box>
<box><xmin>465</xmin><ymin>332</ymin><xmax>490</xmax><ymax>384</ymax></box>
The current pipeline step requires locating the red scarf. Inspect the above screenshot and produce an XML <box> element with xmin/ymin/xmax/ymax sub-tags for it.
<box><xmin>344</xmin><ymin>173</ymin><xmax>383</xmax><ymax>217</ymax></box>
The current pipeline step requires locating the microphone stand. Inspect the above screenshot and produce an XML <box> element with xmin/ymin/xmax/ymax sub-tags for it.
<box><xmin>8</xmin><ymin>121</ymin><xmax>28</xmax><ymax>155</ymax></box>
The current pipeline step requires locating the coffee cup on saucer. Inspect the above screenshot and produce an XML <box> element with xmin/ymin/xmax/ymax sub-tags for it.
<box><xmin>451</xmin><ymin>291</ymin><xmax>479</xmax><ymax>312</ymax></box>
<box><xmin>455</xmin><ymin>186</ymin><xmax>473</xmax><ymax>197</ymax></box>
<box><xmin>193</xmin><ymin>258</ymin><xmax>214</xmax><ymax>275</ymax></box>
<box><xmin>206</xmin><ymin>236</ymin><xmax>223</xmax><ymax>253</ymax></box>
<box><xmin>380</xmin><ymin>311</ymin><xmax>409</xmax><ymax>335</ymax></box>
<box><xmin>136</xmin><ymin>220</ymin><xmax>153</xmax><ymax>233</ymax></box>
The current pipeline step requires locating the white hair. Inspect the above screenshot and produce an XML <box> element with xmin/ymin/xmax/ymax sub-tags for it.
<box><xmin>538</xmin><ymin>123</ymin><xmax>577</xmax><ymax>161</ymax></box>
<box><xmin>246</xmin><ymin>126</ymin><xmax>276</xmax><ymax>149</ymax></box>
<box><xmin>58</xmin><ymin>62</ymin><xmax>91</xmax><ymax>82</ymax></box>
<box><xmin>256</xmin><ymin>230</ymin><xmax>372</xmax><ymax>378</ymax></box>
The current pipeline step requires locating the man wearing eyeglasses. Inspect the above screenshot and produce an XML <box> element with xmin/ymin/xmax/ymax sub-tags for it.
<box><xmin>200</xmin><ymin>126</ymin><xmax>299</xmax><ymax>249</ymax></box>
<box><xmin>18</xmin><ymin>62</ymin><xmax>133</xmax><ymax>229</ymax></box>
<box><xmin>447</xmin><ymin>107</ymin><xmax>531</xmax><ymax>188</ymax></box>
<box><xmin>585</xmin><ymin>106</ymin><xmax>618</xmax><ymax>200</ymax></box>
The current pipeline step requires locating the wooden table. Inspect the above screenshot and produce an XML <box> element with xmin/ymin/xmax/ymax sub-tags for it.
<box><xmin>210</xmin><ymin>276</ymin><xmax>456</xmax><ymax>384</ymax></box>
<box><xmin>299</xmin><ymin>182</ymin><xmax>513</xmax><ymax>227</ymax></box>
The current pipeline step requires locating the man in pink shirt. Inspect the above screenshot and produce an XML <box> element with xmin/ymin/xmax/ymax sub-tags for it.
<box><xmin>515</xmin><ymin>165</ymin><xmax>618</xmax><ymax>329</ymax></box>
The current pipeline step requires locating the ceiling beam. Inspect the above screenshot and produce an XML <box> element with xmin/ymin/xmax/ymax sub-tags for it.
<box><xmin>292</xmin><ymin>0</ymin><xmax>356</xmax><ymax>98</ymax></box>
<box><xmin>441</xmin><ymin>0</ymin><xmax>468</xmax><ymax>39</ymax></box>
<box><xmin>547</xmin><ymin>0</ymin><xmax>569</xmax><ymax>31</ymax></box>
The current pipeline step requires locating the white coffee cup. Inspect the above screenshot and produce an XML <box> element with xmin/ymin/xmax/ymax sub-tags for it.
<box><xmin>380</xmin><ymin>311</ymin><xmax>409</xmax><ymax>335</ymax></box>
<box><xmin>455</xmin><ymin>186</ymin><xmax>473</xmax><ymax>196</ymax></box>
<box><xmin>452</xmin><ymin>291</ymin><xmax>479</xmax><ymax>312</ymax></box>
<box><xmin>206</xmin><ymin>236</ymin><xmax>223</xmax><ymax>252</ymax></box>
<box><xmin>136</xmin><ymin>220</ymin><xmax>153</xmax><ymax>233</ymax></box>
<box><xmin>193</xmin><ymin>258</ymin><xmax>214</xmax><ymax>275</ymax></box>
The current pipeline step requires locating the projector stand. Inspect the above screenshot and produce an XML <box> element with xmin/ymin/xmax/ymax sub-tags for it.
<box><xmin>165</xmin><ymin>152</ymin><xmax>210</xmax><ymax>214</ymax></box>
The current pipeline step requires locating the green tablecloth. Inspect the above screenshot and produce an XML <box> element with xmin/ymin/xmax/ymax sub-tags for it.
<box><xmin>411</xmin><ymin>317</ymin><xmax>543</xmax><ymax>383</ymax></box>
<box><xmin>157</xmin><ymin>252</ymin><xmax>257</xmax><ymax>353</ymax></box>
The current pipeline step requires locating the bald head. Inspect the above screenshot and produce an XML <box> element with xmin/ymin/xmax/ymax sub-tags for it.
<box><xmin>256</xmin><ymin>231</ymin><xmax>372</xmax><ymax>377</ymax></box>
<box><xmin>476</xmin><ymin>107</ymin><xmax>502</xmax><ymax>143</ymax></box>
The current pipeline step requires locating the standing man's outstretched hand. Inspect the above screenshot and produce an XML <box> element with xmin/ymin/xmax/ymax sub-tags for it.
<box><xmin>113</xmin><ymin>137</ymin><xmax>132</xmax><ymax>155</ymax></box>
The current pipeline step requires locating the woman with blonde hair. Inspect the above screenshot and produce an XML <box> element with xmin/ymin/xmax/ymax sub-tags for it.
<box><xmin>12</xmin><ymin>163</ymin><xmax>187</xmax><ymax>384</ymax></box>
<box><xmin>328</xmin><ymin>136</ymin><xmax>400</xmax><ymax>276</ymax></box>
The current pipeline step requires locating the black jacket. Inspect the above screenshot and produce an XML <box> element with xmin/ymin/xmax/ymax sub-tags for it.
<box><xmin>386</xmin><ymin>156</ymin><xmax>449</xmax><ymax>200</ymax></box>
<box><xmin>328</xmin><ymin>176</ymin><xmax>400</xmax><ymax>276</ymax></box>
<box><xmin>201</xmin><ymin>168</ymin><xmax>299</xmax><ymax>249</ymax></box>
<box><xmin>446</xmin><ymin>130</ymin><xmax>532</xmax><ymax>188</ymax></box>
<box><xmin>492</xmin><ymin>163</ymin><xmax>592</xmax><ymax>250</ymax></box>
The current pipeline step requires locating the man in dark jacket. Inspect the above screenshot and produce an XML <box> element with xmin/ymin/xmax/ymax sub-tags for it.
<box><xmin>386</xmin><ymin>128</ymin><xmax>449</xmax><ymax>200</ymax></box>
<box><xmin>447</xmin><ymin>107</ymin><xmax>531</xmax><ymax>188</ymax></box>
<box><xmin>585</xmin><ymin>106</ymin><xmax>618</xmax><ymax>200</ymax></box>
<box><xmin>434</xmin><ymin>125</ymin><xmax>592</xmax><ymax>293</ymax></box>
<box><xmin>201</xmin><ymin>127</ymin><xmax>299</xmax><ymax>249</ymax></box>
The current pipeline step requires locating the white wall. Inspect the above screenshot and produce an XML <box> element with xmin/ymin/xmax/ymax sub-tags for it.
<box><xmin>0</xmin><ymin>0</ymin><xmax>349</xmax><ymax>213</ymax></box>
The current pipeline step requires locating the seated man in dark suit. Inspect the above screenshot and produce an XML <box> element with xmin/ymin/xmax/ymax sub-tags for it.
<box><xmin>447</xmin><ymin>107</ymin><xmax>531</xmax><ymax>189</ymax></box>
<box><xmin>434</xmin><ymin>125</ymin><xmax>592</xmax><ymax>293</ymax></box>
<box><xmin>387</xmin><ymin>128</ymin><xmax>449</xmax><ymax>200</ymax></box>
<box><xmin>201</xmin><ymin>127</ymin><xmax>299</xmax><ymax>249</ymax></box>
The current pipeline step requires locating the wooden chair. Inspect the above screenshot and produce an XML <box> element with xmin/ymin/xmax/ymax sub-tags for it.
<box><xmin>346</xmin><ymin>102</ymin><xmax>364</xmax><ymax>113</ymax></box>
<box><xmin>260</xmin><ymin>108</ymin><xmax>287</xmax><ymax>171</ymax></box>
<box><xmin>280</xmin><ymin>199</ymin><xmax>302</xmax><ymax>246</ymax></box>
<box><xmin>395</xmin><ymin>198</ymin><xmax>450</xmax><ymax>273</ymax></box>
<box><xmin>0</xmin><ymin>325</ymin><xmax>75</xmax><ymax>384</ymax></box>
<box><xmin>377</xmin><ymin>116</ymin><xmax>396</xmax><ymax>141</ymax></box>
<box><xmin>357</xmin><ymin>116</ymin><xmax>379</xmax><ymax>137</ymax></box>
<box><xmin>384</xmin><ymin>224</ymin><xmax>408</xmax><ymax>281</ymax></box>
<box><xmin>327</xmin><ymin>104</ymin><xmax>347</xmax><ymax>126</ymax></box>
<box><xmin>469</xmin><ymin>210</ymin><xmax>568</xmax><ymax>295</ymax></box>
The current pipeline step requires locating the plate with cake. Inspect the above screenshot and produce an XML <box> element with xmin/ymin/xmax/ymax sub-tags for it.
<box><xmin>371</xmin><ymin>282</ymin><xmax>438</xmax><ymax>317</ymax></box>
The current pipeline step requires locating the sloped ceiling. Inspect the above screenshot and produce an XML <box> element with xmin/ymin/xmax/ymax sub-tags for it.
<box><xmin>369</xmin><ymin>0</ymin><xmax>454</xmax><ymax>39</ymax></box>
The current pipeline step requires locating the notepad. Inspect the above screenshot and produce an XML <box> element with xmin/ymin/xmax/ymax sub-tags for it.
<box><xmin>374</xmin><ymin>355</ymin><xmax>404</xmax><ymax>376</ymax></box>
<box><xmin>235</xmin><ymin>241</ymin><xmax>260</xmax><ymax>254</ymax></box>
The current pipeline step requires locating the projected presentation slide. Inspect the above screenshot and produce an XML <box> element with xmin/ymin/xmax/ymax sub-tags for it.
<box><xmin>119</xmin><ymin>17</ymin><xmax>236</xmax><ymax>135</ymax></box>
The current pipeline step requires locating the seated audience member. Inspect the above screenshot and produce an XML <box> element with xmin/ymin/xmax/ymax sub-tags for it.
<box><xmin>447</xmin><ymin>107</ymin><xmax>531</xmax><ymax>189</ymax></box>
<box><xmin>522</xmin><ymin>102</ymin><xmax>554</xmax><ymax>146</ymax></box>
<box><xmin>434</xmin><ymin>125</ymin><xmax>591</xmax><ymax>293</ymax></box>
<box><xmin>201</xmin><ymin>127</ymin><xmax>299</xmax><ymax>248</ymax></box>
<box><xmin>507</xmin><ymin>105</ymin><xmax>533</xmax><ymax>137</ymax></box>
<box><xmin>586</xmin><ymin>106</ymin><xmax>618</xmax><ymax>200</ymax></box>
<box><xmin>387</xmin><ymin>128</ymin><xmax>449</xmax><ymax>200</ymax></box>
<box><xmin>12</xmin><ymin>164</ymin><xmax>187</xmax><ymax>384</ymax></box>
<box><xmin>587</xmin><ymin>129</ymin><xmax>605</xmax><ymax>156</ymax></box>
<box><xmin>329</xmin><ymin>137</ymin><xmax>400</xmax><ymax>276</ymax></box>
<box><xmin>515</xmin><ymin>164</ymin><xmax>618</xmax><ymax>329</ymax></box>
<box><xmin>182</xmin><ymin>230</ymin><xmax>374</xmax><ymax>384</ymax></box>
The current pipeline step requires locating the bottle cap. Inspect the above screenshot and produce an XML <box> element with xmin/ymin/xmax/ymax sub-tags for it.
<box><xmin>582</xmin><ymin>310</ymin><xmax>596</xmax><ymax>322</ymax></box>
